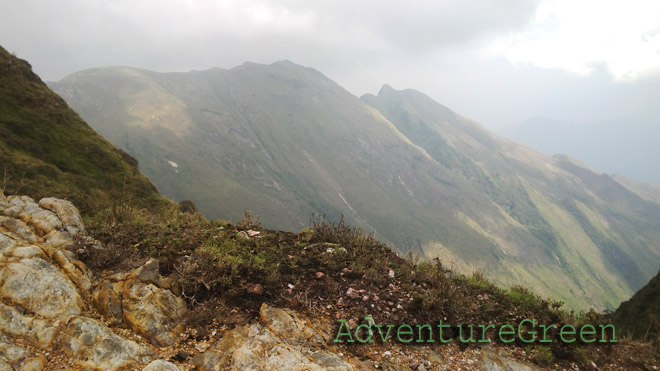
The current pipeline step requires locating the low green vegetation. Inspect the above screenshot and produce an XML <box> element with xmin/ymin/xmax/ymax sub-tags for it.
<box><xmin>613</xmin><ymin>269</ymin><xmax>660</xmax><ymax>342</ymax></box>
<box><xmin>0</xmin><ymin>46</ymin><xmax>165</xmax><ymax>215</ymax></box>
<box><xmin>77</xmin><ymin>201</ymin><xmax>654</xmax><ymax>368</ymax></box>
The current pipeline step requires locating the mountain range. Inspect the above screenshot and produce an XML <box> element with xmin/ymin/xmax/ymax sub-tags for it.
<box><xmin>501</xmin><ymin>116</ymin><xmax>660</xmax><ymax>186</ymax></box>
<box><xmin>50</xmin><ymin>61</ymin><xmax>660</xmax><ymax>311</ymax></box>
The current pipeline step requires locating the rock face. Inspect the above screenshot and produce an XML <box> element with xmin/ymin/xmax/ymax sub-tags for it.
<box><xmin>0</xmin><ymin>193</ymin><xmax>545</xmax><ymax>370</ymax></box>
<box><xmin>0</xmin><ymin>195</ymin><xmax>159</xmax><ymax>370</ymax></box>
<box><xmin>92</xmin><ymin>258</ymin><xmax>187</xmax><ymax>346</ymax></box>
<box><xmin>192</xmin><ymin>303</ymin><xmax>355</xmax><ymax>371</ymax></box>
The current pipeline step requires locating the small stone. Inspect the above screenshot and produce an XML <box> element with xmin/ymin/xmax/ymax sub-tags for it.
<box><xmin>346</xmin><ymin>288</ymin><xmax>360</xmax><ymax>299</ymax></box>
<box><xmin>388</xmin><ymin>269</ymin><xmax>395</xmax><ymax>278</ymax></box>
<box><xmin>362</xmin><ymin>295</ymin><xmax>369</xmax><ymax>302</ymax></box>
<box><xmin>316</xmin><ymin>272</ymin><xmax>325</xmax><ymax>278</ymax></box>
<box><xmin>247</xmin><ymin>283</ymin><xmax>263</xmax><ymax>295</ymax></box>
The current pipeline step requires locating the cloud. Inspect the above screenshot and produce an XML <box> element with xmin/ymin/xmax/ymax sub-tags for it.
<box><xmin>1</xmin><ymin>0</ymin><xmax>659</xmax><ymax>134</ymax></box>
<box><xmin>493</xmin><ymin>0</ymin><xmax>660</xmax><ymax>81</ymax></box>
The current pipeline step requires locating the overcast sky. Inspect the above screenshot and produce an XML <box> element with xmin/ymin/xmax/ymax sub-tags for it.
<box><xmin>2</xmin><ymin>0</ymin><xmax>660</xmax><ymax>130</ymax></box>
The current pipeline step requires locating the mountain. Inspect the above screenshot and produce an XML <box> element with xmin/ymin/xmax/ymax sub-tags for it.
<box><xmin>0</xmin><ymin>46</ymin><xmax>164</xmax><ymax>215</ymax></box>
<box><xmin>613</xmin><ymin>268</ymin><xmax>660</xmax><ymax>340</ymax></box>
<box><xmin>2</xmin><ymin>46</ymin><xmax>658</xmax><ymax>369</ymax></box>
<box><xmin>50</xmin><ymin>62</ymin><xmax>660</xmax><ymax>311</ymax></box>
<box><xmin>500</xmin><ymin>116</ymin><xmax>660</xmax><ymax>186</ymax></box>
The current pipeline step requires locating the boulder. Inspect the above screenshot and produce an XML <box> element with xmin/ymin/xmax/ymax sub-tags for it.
<box><xmin>192</xmin><ymin>303</ymin><xmax>353</xmax><ymax>371</ymax></box>
<box><xmin>60</xmin><ymin>316</ymin><xmax>152</xmax><ymax>370</ymax></box>
<box><xmin>93</xmin><ymin>259</ymin><xmax>187</xmax><ymax>346</ymax></box>
<box><xmin>0</xmin><ymin>257</ymin><xmax>84</xmax><ymax>317</ymax></box>
<box><xmin>142</xmin><ymin>360</ymin><xmax>183</xmax><ymax>371</ymax></box>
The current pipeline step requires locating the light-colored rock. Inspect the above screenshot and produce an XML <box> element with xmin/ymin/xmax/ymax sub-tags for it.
<box><xmin>92</xmin><ymin>280</ymin><xmax>124</xmax><ymax>325</ymax></box>
<box><xmin>121</xmin><ymin>281</ymin><xmax>187</xmax><ymax>346</ymax></box>
<box><xmin>193</xmin><ymin>304</ymin><xmax>352</xmax><ymax>371</ymax></box>
<box><xmin>0</xmin><ymin>216</ymin><xmax>38</xmax><ymax>244</ymax></box>
<box><xmin>479</xmin><ymin>347</ymin><xmax>538</xmax><ymax>371</ymax></box>
<box><xmin>0</xmin><ymin>233</ymin><xmax>17</xmax><ymax>254</ymax></box>
<box><xmin>60</xmin><ymin>316</ymin><xmax>152</xmax><ymax>370</ymax></box>
<box><xmin>18</xmin><ymin>356</ymin><xmax>47</xmax><ymax>371</ymax></box>
<box><xmin>38</xmin><ymin>197</ymin><xmax>86</xmax><ymax>237</ymax></box>
<box><xmin>6</xmin><ymin>196</ymin><xmax>63</xmax><ymax>239</ymax></box>
<box><xmin>142</xmin><ymin>359</ymin><xmax>183</xmax><ymax>371</ymax></box>
<box><xmin>0</xmin><ymin>334</ymin><xmax>29</xmax><ymax>366</ymax></box>
<box><xmin>92</xmin><ymin>259</ymin><xmax>187</xmax><ymax>346</ymax></box>
<box><xmin>0</xmin><ymin>257</ymin><xmax>84</xmax><ymax>317</ymax></box>
<box><xmin>0</xmin><ymin>303</ymin><xmax>56</xmax><ymax>349</ymax></box>
<box><xmin>260</xmin><ymin>302</ymin><xmax>326</xmax><ymax>345</ymax></box>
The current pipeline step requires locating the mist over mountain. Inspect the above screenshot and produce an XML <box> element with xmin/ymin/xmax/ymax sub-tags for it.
<box><xmin>501</xmin><ymin>116</ymin><xmax>660</xmax><ymax>186</ymax></box>
<box><xmin>51</xmin><ymin>61</ymin><xmax>660</xmax><ymax>311</ymax></box>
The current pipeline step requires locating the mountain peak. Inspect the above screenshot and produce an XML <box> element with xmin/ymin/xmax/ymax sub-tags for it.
<box><xmin>378</xmin><ymin>83</ymin><xmax>397</xmax><ymax>95</ymax></box>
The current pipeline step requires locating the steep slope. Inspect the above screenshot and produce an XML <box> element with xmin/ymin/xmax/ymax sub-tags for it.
<box><xmin>362</xmin><ymin>86</ymin><xmax>660</xmax><ymax>310</ymax></box>
<box><xmin>0</xmin><ymin>46</ymin><xmax>164</xmax><ymax>215</ymax></box>
<box><xmin>51</xmin><ymin>63</ymin><xmax>660</xmax><ymax>310</ymax></box>
<box><xmin>613</xmin><ymin>269</ymin><xmax>660</xmax><ymax>340</ymax></box>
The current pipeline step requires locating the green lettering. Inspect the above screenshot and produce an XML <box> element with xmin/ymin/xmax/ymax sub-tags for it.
<box><xmin>499</xmin><ymin>324</ymin><xmax>515</xmax><ymax>343</ymax></box>
<box><xmin>355</xmin><ymin>317</ymin><xmax>374</xmax><ymax>343</ymax></box>
<box><xmin>374</xmin><ymin>323</ymin><xmax>395</xmax><ymax>343</ymax></box>
<box><xmin>334</xmin><ymin>319</ymin><xmax>354</xmax><ymax>343</ymax></box>
<box><xmin>397</xmin><ymin>324</ymin><xmax>414</xmax><ymax>343</ymax></box>
<box><xmin>518</xmin><ymin>318</ymin><xmax>537</xmax><ymax>343</ymax></box>
<box><xmin>478</xmin><ymin>324</ymin><xmax>494</xmax><ymax>343</ymax></box>
<box><xmin>437</xmin><ymin>320</ymin><xmax>453</xmax><ymax>343</ymax></box>
<box><xmin>539</xmin><ymin>324</ymin><xmax>556</xmax><ymax>343</ymax></box>
<box><xmin>598</xmin><ymin>324</ymin><xmax>617</xmax><ymax>343</ymax></box>
<box><xmin>416</xmin><ymin>324</ymin><xmax>434</xmax><ymax>343</ymax></box>
<box><xmin>560</xmin><ymin>324</ymin><xmax>576</xmax><ymax>343</ymax></box>
<box><xmin>579</xmin><ymin>324</ymin><xmax>596</xmax><ymax>343</ymax></box>
<box><xmin>457</xmin><ymin>324</ymin><xmax>475</xmax><ymax>343</ymax></box>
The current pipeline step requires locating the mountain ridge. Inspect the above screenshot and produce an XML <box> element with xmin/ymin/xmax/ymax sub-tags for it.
<box><xmin>50</xmin><ymin>60</ymin><xmax>660</xmax><ymax>311</ymax></box>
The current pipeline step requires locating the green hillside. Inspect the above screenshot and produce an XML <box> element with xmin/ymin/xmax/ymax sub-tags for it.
<box><xmin>51</xmin><ymin>62</ymin><xmax>660</xmax><ymax>311</ymax></box>
<box><xmin>0</xmin><ymin>46</ymin><xmax>164</xmax><ymax>215</ymax></box>
<box><xmin>613</xmin><ymin>269</ymin><xmax>660</xmax><ymax>340</ymax></box>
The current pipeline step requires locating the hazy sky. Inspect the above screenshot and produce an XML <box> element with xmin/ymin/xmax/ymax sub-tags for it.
<box><xmin>2</xmin><ymin>0</ymin><xmax>660</xmax><ymax>130</ymax></box>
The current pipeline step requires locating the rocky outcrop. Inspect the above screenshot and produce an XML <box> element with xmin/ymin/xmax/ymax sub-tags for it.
<box><xmin>0</xmin><ymin>193</ymin><xmax>546</xmax><ymax>370</ymax></box>
<box><xmin>0</xmin><ymin>195</ymin><xmax>163</xmax><ymax>370</ymax></box>
<box><xmin>92</xmin><ymin>258</ymin><xmax>187</xmax><ymax>346</ymax></box>
<box><xmin>192</xmin><ymin>303</ymin><xmax>356</xmax><ymax>371</ymax></box>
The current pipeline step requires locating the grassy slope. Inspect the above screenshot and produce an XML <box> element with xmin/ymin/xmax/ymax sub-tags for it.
<box><xmin>613</xmin><ymin>269</ymin><xmax>660</xmax><ymax>340</ymax></box>
<box><xmin>361</xmin><ymin>86</ymin><xmax>660</xmax><ymax>310</ymax></box>
<box><xmin>51</xmin><ymin>62</ymin><xmax>660</xmax><ymax>311</ymax></box>
<box><xmin>0</xmin><ymin>46</ymin><xmax>165</xmax><ymax>215</ymax></box>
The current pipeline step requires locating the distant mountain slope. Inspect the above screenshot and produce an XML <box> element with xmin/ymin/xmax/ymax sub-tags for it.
<box><xmin>51</xmin><ymin>62</ymin><xmax>660</xmax><ymax>310</ymax></box>
<box><xmin>500</xmin><ymin>116</ymin><xmax>660</xmax><ymax>186</ymax></box>
<box><xmin>0</xmin><ymin>46</ymin><xmax>164</xmax><ymax>215</ymax></box>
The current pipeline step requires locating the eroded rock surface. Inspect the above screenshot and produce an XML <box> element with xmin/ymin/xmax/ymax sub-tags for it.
<box><xmin>0</xmin><ymin>195</ymin><xmax>160</xmax><ymax>369</ymax></box>
<box><xmin>192</xmin><ymin>303</ymin><xmax>357</xmax><ymax>371</ymax></box>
